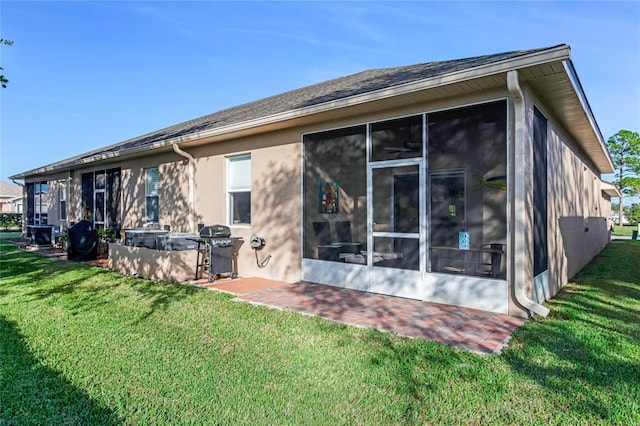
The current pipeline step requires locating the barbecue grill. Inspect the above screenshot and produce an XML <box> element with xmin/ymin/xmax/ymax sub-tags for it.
<box><xmin>192</xmin><ymin>225</ymin><xmax>244</xmax><ymax>282</ymax></box>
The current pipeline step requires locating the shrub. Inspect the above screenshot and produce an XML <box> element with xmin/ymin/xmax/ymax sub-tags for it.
<box><xmin>0</xmin><ymin>213</ymin><xmax>22</xmax><ymax>231</ymax></box>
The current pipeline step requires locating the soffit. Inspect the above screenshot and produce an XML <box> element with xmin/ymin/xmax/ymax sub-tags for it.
<box><xmin>520</xmin><ymin>62</ymin><xmax>613</xmax><ymax>173</ymax></box>
<box><xmin>600</xmin><ymin>180</ymin><xmax>621</xmax><ymax>197</ymax></box>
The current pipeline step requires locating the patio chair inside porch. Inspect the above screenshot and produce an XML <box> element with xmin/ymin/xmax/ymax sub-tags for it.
<box><xmin>335</xmin><ymin>221</ymin><xmax>366</xmax><ymax>253</ymax></box>
<box><xmin>313</xmin><ymin>221</ymin><xmax>343</xmax><ymax>262</ymax></box>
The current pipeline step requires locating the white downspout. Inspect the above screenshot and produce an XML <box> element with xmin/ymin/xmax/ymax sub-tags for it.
<box><xmin>11</xmin><ymin>179</ymin><xmax>25</xmax><ymax>235</ymax></box>
<box><xmin>507</xmin><ymin>70</ymin><xmax>550</xmax><ymax>317</ymax></box>
<box><xmin>172</xmin><ymin>143</ymin><xmax>195</xmax><ymax>234</ymax></box>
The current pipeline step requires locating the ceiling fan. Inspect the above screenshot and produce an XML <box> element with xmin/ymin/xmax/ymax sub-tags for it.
<box><xmin>383</xmin><ymin>139</ymin><xmax>421</xmax><ymax>153</ymax></box>
<box><xmin>382</xmin><ymin>126</ymin><xmax>421</xmax><ymax>153</ymax></box>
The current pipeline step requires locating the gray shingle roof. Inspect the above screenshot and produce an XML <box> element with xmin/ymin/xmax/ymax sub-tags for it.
<box><xmin>13</xmin><ymin>45</ymin><xmax>564</xmax><ymax>178</ymax></box>
<box><xmin>0</xmin><ymin>180</ymin><xmax>22</xmax><ymax>197</ymax></box>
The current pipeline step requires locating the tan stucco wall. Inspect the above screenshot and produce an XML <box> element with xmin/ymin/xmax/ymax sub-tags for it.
<box><xmin>22</xmin><ymin>171</ymin><xmax>70</xmax><ymax>231</ymax></box>
<box><xmin>109</xmin><ymin>244</ymin><xmax>196</xmax><ymax>283</ymax></box>
<box><xmin>118</xmin><ymin>151</ymin><xmax>192</xmax><ymax>231</ymax></box>
<box><xmin>62</xmin><ymin>153</ymin><xmax>191</xmax><ymax>232</ymax></box>
<box><xmin>505</xmin><ymin>86</ymin><xmax>611</xmax><ymax>316</ymax></box>
<box><xmin>191</xmin><ymin>130</ymin><xmax>303</xmax><ymax>282</ymax></box>
<box><xmin>531</xmin><ymin>95</ymin><xmax>610</xmax><ymax>299</ymax></box>
<box><xmin>58</xmin><ymin>134</ymin><xmax>301</xmax><ymax>282</ymax></box>
<box><xmin>55</xmin><ymin>88</ymin><xmax>512</xmax><ymax>286</ymax></box>
<box><xmin>547</xmin><ymin>127</ymin><xmax>609</xmax><ymax>291</ymax></box>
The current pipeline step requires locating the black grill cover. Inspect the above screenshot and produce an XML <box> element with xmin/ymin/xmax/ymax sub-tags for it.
<box><xmin>67</xmin><ymin>220</ymin><xmax>98</xmax><ymax>261</ymax></box>
<box><xmin>199</xmin><ymin>225</ymin><xmax>231</xmax><ymax>238</ymax></box>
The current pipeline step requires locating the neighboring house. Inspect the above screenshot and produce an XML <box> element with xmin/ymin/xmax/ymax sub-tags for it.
<box><xmin>10</xmin><ymin>45</ymin><xmax>616</xmax><ymax>318</ymax></box>
<box><xmin>0</xmin><ymin>181</ymin><xmax>23</xmax><ymax>213</ymax></box>
<box><xmin>601</xmin><ymin>180</ymin><xmax>623</xmax><ymax>227</ymax></box>
<box><xmin>611</xmin><ymin>210</ymin><xmax>630</xmax><ymax>226</ymax></box>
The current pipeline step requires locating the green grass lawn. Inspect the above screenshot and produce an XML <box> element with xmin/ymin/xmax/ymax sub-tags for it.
<box><xmin>613</xmin><ymin>224</ymin><xmax>638</xmax><ymax>236</ymax></box>
<box><xmin>1</xmin><ymin>236</ymin><xmax>638</xmax><ymax>424</ymax></box>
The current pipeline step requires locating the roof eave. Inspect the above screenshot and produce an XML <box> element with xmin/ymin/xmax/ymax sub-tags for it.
<box><xmin>601</xmin><ymin>180</ymin><xmax>622</xmax><ymax>198</ymax></box>
<box><xmin>562</xmin><ymin>60</ymin><xmax>615</xmax><ymax>174</ymax></box>
<box><xmin>9</xmin><ymin>137</ymin><xmax>180</xmax><ymax>180</ymax></box>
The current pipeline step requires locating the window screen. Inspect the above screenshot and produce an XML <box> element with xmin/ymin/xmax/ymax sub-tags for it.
<box><xmin>60</xmin><ymin>181</ymin><xmax>67</xmax><ymax>221</ymax></box>
<box><xmin>145</xmin><ymin>168</ymin><xmax>159</xmax><ymax>223</ymax></box>
<box><xmin>228</xmin><ymin>155</ymin><xmax>251</xmax><ymax>225</ymax></box>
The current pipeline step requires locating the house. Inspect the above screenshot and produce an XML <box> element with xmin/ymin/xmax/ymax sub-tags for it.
<box><xmin>10</xmin><ymin>44</ymin><xmax>617</xmax><ymax>317</ymax></box>
<box><xmin>0</xmin><ymin>181</ymin><xmax>23</xmax><ymax>213</ymax></box>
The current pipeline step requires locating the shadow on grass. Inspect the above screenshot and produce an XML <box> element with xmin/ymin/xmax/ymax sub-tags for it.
<box><xmin>0</xmin><ymin>314</ymin><xmax>122</xmax><ymax>425</ymax></box>
<box><xmin>0</xmin><ymin>240</ymin><xmax>201</xmax><ymax>320</ymax></box>
<box><xmin>503</xmin><ymin>240</ymin><xmax>640</xmax><ymax>422</ymax></box>
<box><xmin>363</xmin><ymin>332</ymin><xmax>470</xmax><ymax>423</ymax></box>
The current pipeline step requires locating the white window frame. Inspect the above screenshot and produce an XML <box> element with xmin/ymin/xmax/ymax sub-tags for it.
<box><xmin>94</xmin><ymin>171</ymin><xmax>106</xmax><ymax>228</ymax></box>
<box><xmin>59</xmin><ymin>180</ymin><xmax>67</xmax><ymax>222</ymax></box>
<box><xmin>227</xmin><ymin>154</ymin><xmax>251</xmax><ymax>227</ymax></box>
<box><xmin>145</xmin><ymin>167</ymin><xmax>160</xmax><ymax>224</ymax></box>
<box><xmin>34</xmin><ymin>181</ymin><xmax>48</xmax><ymax>225</ymax></box>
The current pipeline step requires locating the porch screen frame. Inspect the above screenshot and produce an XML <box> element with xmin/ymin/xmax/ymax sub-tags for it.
<box><xmin>81</xmin><ymin>168</ymin><xmax>121</xmax><ymax>230</ymax></box>
<box><xmin>25</xmin><ymin>181</ymin><xmax>48</xmax><ymax>226</ymax></box>
<box><xmin>533</xmin><ymin>106</ymin><xmax>548</xmax><ymax>276</ymax></box>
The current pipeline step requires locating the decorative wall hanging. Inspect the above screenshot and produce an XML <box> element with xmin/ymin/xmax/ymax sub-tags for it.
<box><xmin>474</xmin><ymin>175</ymin><xmax>507</xmax><ymax>190</ymax></box>
<box><xmin>318</xmin><ymin>181</ymin><xmax>339</xmax><ymax>213</ymax></box>
<box><xmin>458</xmin><ymin>231</ymin><xmax>470</xmax><ymax>250</ymax></box>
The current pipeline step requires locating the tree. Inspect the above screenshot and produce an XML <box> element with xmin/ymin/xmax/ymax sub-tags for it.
<box><xmin>606</xmin><ymin>130</ymin><xmax>640</xmax><ymax>226</ymax></box>
<box><xmin>625</xmin><ymin>203</ymin><xmax>640</xmax><ymax>226</ymax></box>
<box><xmin>1</xmin><ymin>38</ymin><xmax>14</xmax><ymax>88</ymax></box>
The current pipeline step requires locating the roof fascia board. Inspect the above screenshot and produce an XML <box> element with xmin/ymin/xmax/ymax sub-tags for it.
<box><xmin>562</xmin><ymin>60</ymin><xmax>615</xmax><ymax>173</ymax></box>
<box><xmin>9</xmin><ymin>140</ymin><xmax>174</xmax><ymax>180</ymax></box>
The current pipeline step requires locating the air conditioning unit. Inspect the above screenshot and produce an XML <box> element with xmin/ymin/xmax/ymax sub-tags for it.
<box><xmin>28</xmin><ymin>225</ymin><xmax>60</xmax><ymax>246</ymax></box>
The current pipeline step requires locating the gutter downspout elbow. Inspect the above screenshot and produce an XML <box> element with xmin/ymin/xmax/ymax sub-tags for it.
<box><xmin>172</xmin><ymin>143</ymin><xmax>195</xmax><ymax>234</ymax></box>
<box><xmin>507</xmin><ymin>70</ymin><xmax>550</xmax><ymax>318</ymax></box>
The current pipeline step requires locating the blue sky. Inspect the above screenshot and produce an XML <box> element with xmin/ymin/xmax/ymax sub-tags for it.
<box><xmin>1</xmin><ymin>1</ymin><xmax>639</xmax><ymax>184</ymax></box>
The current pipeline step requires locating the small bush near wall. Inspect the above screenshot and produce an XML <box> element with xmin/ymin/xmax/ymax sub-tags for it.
<box><xmin>0</xmin><ymin>213</ymin><xmax>22</xmax><ymax>231</ymax></box>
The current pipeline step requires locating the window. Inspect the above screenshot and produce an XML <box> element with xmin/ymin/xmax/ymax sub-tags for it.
<box><xmin>94</xmin><ymin>171</ymin><xmax>106</xmax><ymax>227</ymax></box>
<box><xmin>59</xmin><ymin>180</ymin><xmax>67</xmax><ymax>221</ymax></box>
<box><xmin>27</xmin><ymin>181</ymin><xmax>48</xmax><ymax>225</ymax></box>
<box><xmin>145</xmin><ymin>167</ymin><xmax>160</xmax><ymax>224</ymax></box>
<box><xmin>81</xmin><ymin>168</ymin><xmax>121</xmax><ymax>230</ymax></box>
<box><xmin>228</xmin><ymin>154</ymin><xmax>251</xmax><ymax>225</ymax></box>
<box><xmin>36</xmin><ymin>182</ymin><xmax>48</xmax><ymax>224</ymax></box>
